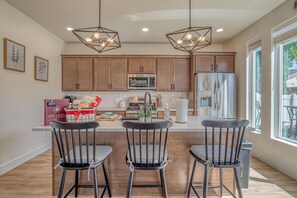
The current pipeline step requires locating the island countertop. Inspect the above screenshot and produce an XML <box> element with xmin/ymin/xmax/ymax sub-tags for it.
<box><xmin>32</xmin><ymin>116</ymin><xmax>207</xmax><ymax>132</ymax></box>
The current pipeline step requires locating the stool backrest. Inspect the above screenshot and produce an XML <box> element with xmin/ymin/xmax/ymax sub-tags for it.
<box><xmin>122</xmin><ymin>121</ymin><xmax>173</xmax><ymax>167</ymax></box>
<box><xmin>50</xmin><ymin>121</ymin><xmax>99</xmax><ymax>166</ymax></box>
<box><xmin>202</xmin><ymin>119</ymin><xmax>249</xmax><ymax>166</ymax></box>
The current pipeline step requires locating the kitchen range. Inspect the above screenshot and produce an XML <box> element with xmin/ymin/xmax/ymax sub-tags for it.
<box><xmin>125</xmin><ymin>95</ymin><xmax>158</xmax><ymax>118</ymax></box>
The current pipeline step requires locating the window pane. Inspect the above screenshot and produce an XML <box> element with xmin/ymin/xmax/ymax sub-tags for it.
<box><xmin>255</xmin><ymin>49</ymin><xmax>262</xmax><ymax>131</ymax></box>
<box><xmin>280</xmin><ymin>38</ymin><xmax>297</xmax><ymax>142</ymax></box>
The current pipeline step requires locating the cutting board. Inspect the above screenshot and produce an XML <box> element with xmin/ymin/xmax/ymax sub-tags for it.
<box><xmin>96</xmin><ymin>115</ymin><xmax>121</xmax><ymax>121</ymax></box>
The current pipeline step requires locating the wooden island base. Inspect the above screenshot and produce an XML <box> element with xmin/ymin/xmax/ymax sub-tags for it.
<box><xmin>52</xmin><ymin>132</ymin><xmax>235</xmax><ymax>197</ymax></box>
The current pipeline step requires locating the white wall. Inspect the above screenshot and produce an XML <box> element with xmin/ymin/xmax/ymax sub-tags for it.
<box><xmin>0</xmin><ymin>0</ymin><xmax>64</xmax><ymax>175</ymax></box>
<box><xmin>62</xmin><ymin>42</ymin><xmax>224</xmax><ymax>55</ymax></box>
<box><xmin>223</xmin><ymin>0</ymin><xmax>297</xmax><ymax>180</ymax></box>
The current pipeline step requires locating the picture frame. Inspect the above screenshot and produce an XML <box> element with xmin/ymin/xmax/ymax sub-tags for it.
<box><xmin>34</xmin><ymin>56</ymin><xmax>49</xmax><ymax>82</ymax></box>
<box><xmin>3</xmin><ymin>38</ymin><xmax>26</xmax><ymax>72</ymax></box>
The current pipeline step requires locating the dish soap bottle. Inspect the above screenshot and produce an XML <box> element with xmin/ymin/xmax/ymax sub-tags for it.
<box><xmin>164</xmin><ymin>103</ymin><xmax>170</xmax><ymax>120</ymax></box>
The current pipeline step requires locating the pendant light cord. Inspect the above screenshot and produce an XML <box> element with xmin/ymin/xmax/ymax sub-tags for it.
<box><xmin>189</xmin><ymin>0</ymin><xmax>191</xmax><ymax>27</ymax></box>
<box><xmin>99</xmin><ymin>0</ymin><xmax>101</xmax><ymax>27</ymax></box>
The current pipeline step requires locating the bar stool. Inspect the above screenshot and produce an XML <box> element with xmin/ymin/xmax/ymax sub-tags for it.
<box><xmin>50</xmin><ymin>121</ymin><xmax>112</xmax><ymax>198</ymax></box>
<box><xmin>187</xmin><ymin>119</ymin><xmax>249</xmax><ymax>198</ymax></box>
<box><xmin>122</xmin><ymin>120</ymin><xmax>173</xmax><ymax>198</ymax></box>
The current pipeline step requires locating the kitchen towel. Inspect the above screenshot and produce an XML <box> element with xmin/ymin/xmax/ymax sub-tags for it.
<box><xmin>176</xmin><ymin>99</ymin><xmax>188</xmax><ymax>123</ymax></box>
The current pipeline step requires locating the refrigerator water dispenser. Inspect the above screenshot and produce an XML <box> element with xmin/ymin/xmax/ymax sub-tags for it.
<box><xmin>200</xmin><ymin>96</ymin><xmax>212</xmax><ymax>107</ymax></box>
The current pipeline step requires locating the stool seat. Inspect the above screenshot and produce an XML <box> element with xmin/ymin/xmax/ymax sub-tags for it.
<box><xmin>190</xmin><ymin>145</ymin><xmax>234</xmax><ymax>165</ymax></box>
<box><xmin>66</xmin><ymin>145</ymin><xmax>112</xmax><ymax>165</ymax></box>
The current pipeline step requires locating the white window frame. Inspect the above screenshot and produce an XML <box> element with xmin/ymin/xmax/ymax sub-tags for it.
<box><xmin>246</xmin><ymin>37</ymin><xmax>262</xmax><ymax>133</ymax></box>
<box><xmin>272</xmin><ymin>15</ymin><xmax>297</xmax><ymax>144</ymax></box>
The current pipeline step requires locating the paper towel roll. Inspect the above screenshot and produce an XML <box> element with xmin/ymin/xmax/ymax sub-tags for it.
<box><xmin>176</xmin><ymin>99</ymin><xmax>188</xmax><ymax>123</ymax></box>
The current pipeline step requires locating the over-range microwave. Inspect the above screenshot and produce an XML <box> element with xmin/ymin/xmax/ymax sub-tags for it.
<box><xmin>128</xmin><ymin>74</ymin><xmax>156</xmax><ymax>90</ymax></box>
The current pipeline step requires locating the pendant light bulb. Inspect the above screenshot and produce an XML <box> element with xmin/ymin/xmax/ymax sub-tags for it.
<box><xmin>107</xmin><ymin>38</ymin><xmax>114</xmax><ymax>43</ymax></box>
<box><xmin>101</xmin><ymin>42</ymin><xmax>106</xmax><ymax>47</ymax></box>
<box><xmin>86</xmin><ymin>37</ymin><xmax>92</xmax><ymax>42</ymax></box>
<box><xmin>94</xmin><ymin>32</ymin><xmax>100</xmax><ymax>39</ymax></box>
<box><xmin>177</xmin><ymin>39</ymin><xmax>183</xmax><ymax>44</ymax></box>
<box><xmin>186</xmin><ymin>32</ymin><xmax>192</xmax><ymax>40</ymax></box>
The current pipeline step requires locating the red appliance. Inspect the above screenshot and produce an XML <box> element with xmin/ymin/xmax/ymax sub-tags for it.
<box><xmin>44</xmin><ymin>99</ymin><xmax>69</xmax><ymax>125</ymax></box>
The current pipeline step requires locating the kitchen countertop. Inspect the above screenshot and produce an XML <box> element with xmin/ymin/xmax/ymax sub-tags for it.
<box><xmin>157</xmin><ymin>107</ymin><xmax>194</xmax><ymax>112</ymax></box>
<box><xmin>32</xmin><ymin>116</ymin><xmax>207</xmax><ymax>132</ymax></box>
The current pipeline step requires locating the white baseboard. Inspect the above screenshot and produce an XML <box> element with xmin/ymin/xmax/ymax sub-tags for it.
<box><xmin>0</xmin><ymin>142</ymin><xmax>51</xmax><ymax>175</ymax></box>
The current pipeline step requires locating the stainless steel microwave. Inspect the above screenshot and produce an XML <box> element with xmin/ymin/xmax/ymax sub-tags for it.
<box><xmin>128</xmin><ymin>74</ymin><xmax>156</xmax><ymax>90</ymax></box>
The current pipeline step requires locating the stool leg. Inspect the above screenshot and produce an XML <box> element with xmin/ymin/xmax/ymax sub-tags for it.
<box><xmin>160</xmin><ymin>169</ymin><xmax>168</xmax><ymax>198</ymax></box>
<box><xmin>159</xmin><ymin>169</ymin><xmax>164</xmax><ymax>196</ymax></box>
<box><xmin>187</xmin><ymin>160</ymin><xmax>197</xmax><ymax>198</ymax></box>
<box><xmin>234</xmin><ymin>167</ymin><xmax>243</xmax><ymax>198</ymax></box>
<box><xmin>203</xmin><ymin>165</ymin><xmax>209</xmax><ymax>198</ymax></box>
<box><xmin>219</xmin><ymin>168</ymin><xmax>223</xmax><ymax>197</ymax></box>
<box><xmin>102</xmin><ymin>162</ymin><xmax>112</xmax><ymax>197</ymax></box>
<box><xmin>127</xmin><ymin>169</ymin><xmax>134</xmax><ymax>198</ymax></box>
<box><xmin>58</xmin><ymin>169</ymin><xmax>66</xmax><ymax>198</ymax></box>
<box><xmin>93</xmin><ymin>167</ymin><xmax>99</xmax><ymax>198</ymax></box>
<box><xmin>75</xmin><ymin>170</ymin><xmax>79</xmax><ymax>197</ymax></box>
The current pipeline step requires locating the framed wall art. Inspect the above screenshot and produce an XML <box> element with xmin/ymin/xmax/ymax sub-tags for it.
<box><xmin>34</xmin><ymin>56</ymin><xmax>49</xmax><ymax>82</ymax></box>
<box><xmin>3</xmin><ymin>38</ymin><xmax>26</xmax><ymax>72</ymax></box>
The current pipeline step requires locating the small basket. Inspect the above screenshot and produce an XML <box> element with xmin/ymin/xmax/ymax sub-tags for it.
<box><xmin>65</xmin><ymin>108</ymin><xmax>97</xmax><ymax>123</ymax></box>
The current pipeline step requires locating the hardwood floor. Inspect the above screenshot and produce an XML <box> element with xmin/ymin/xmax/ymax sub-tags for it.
<box><xmin>0</xmin><ymin>149</ymin><xmax>296</xmax><ymax>198</ymax></box>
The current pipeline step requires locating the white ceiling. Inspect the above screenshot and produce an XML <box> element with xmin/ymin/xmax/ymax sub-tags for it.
<box><xmin>5</xmin><ymin>0</ymin><xmax>287</xmax><ymax>44</ymax></box>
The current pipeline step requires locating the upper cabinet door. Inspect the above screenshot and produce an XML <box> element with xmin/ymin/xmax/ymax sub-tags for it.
<box><xmin>142</xmin><ymin>58</ymin><xmax>156</xmax><ymax>73</ymax></box>
<box><xmin>195</xmin><ymin>55</ymin><xmax>215</xmax><ymax>72</ymax></box>
<box><xmin>156</xmin><ymin>59</ymin><xmax>174</xmax><ymax>91</ymax></box>
<box><xmin>128</xmin><ymin>58</ymin><xmax>156</xmax><ymax>73</ymax></box>
<box><xmin>77</xmin><ymin>58</ymin><xmax>93</xmax><ymax>90</ymax></box>
<box><xmin>62</xmin><ymin>58</ymin><xmax>78</xmax><ymax>91</ymax></box>
<box><xmin>174</xmin><ymin>58</ymin><xmax>190</xmax><ymax>91</ymax></box>
<box><xmin>215</xmin><ymin>55</ymin><xmax>234</xmax><ymax>73</ymax></box>
<box><xmin>128</xmin><ymin>58</ymin><xmax>142</xmax><ymax>73</ymax></box>
<box><xmin>110</xmin><ymin>58</ymin><xmax>127</xmax><ymax>91</ymax></box>
<box><xmin>93</xmin><ymin>58</ymin><xmax>110</xmax><ymax>91</ymax></box>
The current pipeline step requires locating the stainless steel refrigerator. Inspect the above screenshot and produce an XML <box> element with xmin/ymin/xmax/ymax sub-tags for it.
<box><xmin>194</xmin><ymin>72</ymin><xmax>236</xmax><ymax>119</ymax></box>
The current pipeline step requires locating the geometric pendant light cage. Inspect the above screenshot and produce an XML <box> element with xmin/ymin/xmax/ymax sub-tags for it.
<box><xmin>71</xmin><ymin>0</ymin><xmax>121</xmax><ymax>53</ymax></box>
<box><xmin>166</xmin><ymin>0</ymin><xmax>212</xmax><ymax>53</ymax></box>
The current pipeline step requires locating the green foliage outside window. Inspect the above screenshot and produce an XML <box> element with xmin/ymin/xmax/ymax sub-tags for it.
<box><xmin>283</xmin><ymin>39</ymin><xmax>297</xmax><ymax>94</ymax></box>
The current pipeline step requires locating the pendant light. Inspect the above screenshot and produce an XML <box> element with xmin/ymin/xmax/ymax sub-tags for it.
<box><xmin>71</xmin><ymin>0</ymin><xmax>121</xmax><ymax>53</ymax></box>
<box><xmin>166</xmin><ymin>0</ymin><xmax>212</xmax><ymax>53</ymax></box>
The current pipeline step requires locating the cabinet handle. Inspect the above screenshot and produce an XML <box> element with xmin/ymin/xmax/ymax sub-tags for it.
<box><xmin>211</xmin><ymin>64</ymin><xmax>214</xmax><ymax>71</ymax></box>
<box><xmin>111</xmin><ymin>84</ymin><xmax>112</xmax><ymax>90</ymax></box>
<box><xmin>173</xmin><ymin>84</ymin><xmax>175</xmax><ymax>90</ymax></box>
<box><xmin>215</xmin><ymin>64</ymin><xmax>218</xmax><ymax>72</ymax></box>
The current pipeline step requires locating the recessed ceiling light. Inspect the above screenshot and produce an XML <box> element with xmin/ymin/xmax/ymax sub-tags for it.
<box><xmin>142</xmin><ymin>27</ymin><xmax>149</xmax><ymax>32</ymax></box>
<box><xmin>216</xmin><ymin>28</ymin><xmax>224</xmax><ymax>33</ymax></box>
<box><xmin>66</xmin><ymin>27</ymin><xmax>73</xmax><ymax>31</ymax></box>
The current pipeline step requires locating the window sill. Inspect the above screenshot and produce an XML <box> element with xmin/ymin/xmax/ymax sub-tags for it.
<box><xmin>271</xmin><ymin>137</ymin><xmax>297</xmax><ymax>148</ymax></box>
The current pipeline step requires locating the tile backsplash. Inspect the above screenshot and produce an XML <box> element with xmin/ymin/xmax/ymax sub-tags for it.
<box><xmin>63</xmin><ymin>91</ymin><xmax>188</xmax><ymax>108</ymax></box>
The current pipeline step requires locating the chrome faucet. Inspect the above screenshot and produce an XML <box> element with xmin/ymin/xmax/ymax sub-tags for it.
<box><xmin>143</xmin><ymin>91</ymin><xmax>152</xmax><ymax>115</ymax></box>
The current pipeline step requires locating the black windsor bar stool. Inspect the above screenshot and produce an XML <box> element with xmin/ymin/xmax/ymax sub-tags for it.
<box><xmin>50</xmin><ymin>121</ymin><xmax>112</xmax><ymax>198</ymax></box>
<box><xmin>122</xmin><ymin>120</ymin><xmax>173</xmax><ymax>198</ymax></box>
<box><xmin>187</xmin><ymin>119</ymin><xmax>249</xmax><ymax>198</ymax></box>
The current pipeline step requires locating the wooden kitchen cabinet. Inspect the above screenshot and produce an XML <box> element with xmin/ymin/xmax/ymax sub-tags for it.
<box><xmin>156</xmin><ymin>58</ymin><xmax>190</xmax><ymax>91</ymax></box>
<box><xmin>193</xmin><ymin>52</ymin><xmax>235</xmax><ymax>73</ymax></box>
<box><xmin>94</xmin><ymin>57</ymin><xmax>127</xmax><ymax>91</ymax></box>
<box><xmin>62</xmin><ymin>57</ymin><xmax>93</xmax><ymax>91</ymax></box>
<box><xmin>128</xmin><ymin>58</ymin><xmax>156</xmax><ymax>74</ymax></box>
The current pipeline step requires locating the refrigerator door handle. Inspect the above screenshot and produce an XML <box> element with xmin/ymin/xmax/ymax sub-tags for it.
<box><xmin>214</xmin><ymin>79</ymin><xmax>217</xmax><ymax>110</ymax></box>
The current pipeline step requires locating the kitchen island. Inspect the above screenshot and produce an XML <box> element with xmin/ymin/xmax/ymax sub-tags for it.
<box><xmin>32</xmin><ymin>116</ymin><xmax>236</xmax><ymax>197</ymax></box>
